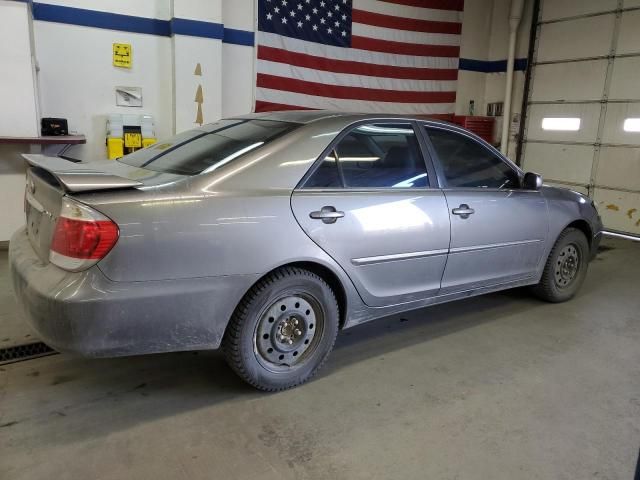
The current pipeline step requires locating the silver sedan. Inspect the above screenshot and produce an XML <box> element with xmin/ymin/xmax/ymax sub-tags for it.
<box><xmin>10</xmin><ymin>111</ymin><xmax>602</xmax><ymax>390</ymax></box>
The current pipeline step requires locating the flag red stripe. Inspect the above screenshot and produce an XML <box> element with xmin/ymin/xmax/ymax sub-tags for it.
<box><xmin>352</xmin><ymin>9</ymin><xmax>461</xmax><ymax>34</ymax></box>
<box><xmin>351</xmin><ymin>36</ymin><xmax>460</xmax><ymax>57</ymax></box>
<box><xmin>378</xmin><ymin>0</ymin><xmax>465</xmax><ymax>11</ymax></box>
<box><xmin>255</xmin><ymin>101</ymin><xmax>316</xmax><ymax>112</ymax></box>
<box><xmin>257</xmin><ymin>73</ymin><xmax>456</xmax><ymax>103</ymax></box>
<box><xmin>255</xmin><ymin>100</ymin><xmax>457</xmax><ymax>119</ymax></box>
<box><xmin>257</xmin><ymin>46</ymin><xmax>459</xmax><ymax>81</ymax></box>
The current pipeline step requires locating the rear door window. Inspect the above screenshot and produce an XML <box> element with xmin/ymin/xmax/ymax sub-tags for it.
<box><xmin>304</xmin><ymin>123</ymin><xmax>429</xmax><ymax>188</ymax></box>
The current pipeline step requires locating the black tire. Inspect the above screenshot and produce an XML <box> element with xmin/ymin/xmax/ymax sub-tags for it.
<box><xmin>222</xmin><ymin>267</ymin><xmax>339</xmax><ymax>391</ymax></box>
<box><xmin>532</xmin><ymin>227</ymin><xmax>590</xmax><ymax>303</ymax></box>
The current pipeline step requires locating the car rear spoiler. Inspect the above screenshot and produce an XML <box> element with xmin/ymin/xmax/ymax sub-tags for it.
<box><xmin>22</xmin><ymin>154</ymin><xmax>143</xmax><ymax>193</ymax></box>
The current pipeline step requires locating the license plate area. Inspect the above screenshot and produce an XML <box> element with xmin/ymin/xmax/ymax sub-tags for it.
<box><xmin>25</xmin><ymin>195</ymin><xmax>44</xmax><ymax>243</ymax></box>
<box><xmin>24</xmin><ymin>192</ymin><xmax>54</xmax><ymax>262</ymax></box>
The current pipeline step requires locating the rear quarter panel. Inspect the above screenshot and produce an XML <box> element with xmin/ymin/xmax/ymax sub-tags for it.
<box><xmin>76</xmin><ymin>118</ymin><xmax>366</xmax><ymax>318</ymax></box>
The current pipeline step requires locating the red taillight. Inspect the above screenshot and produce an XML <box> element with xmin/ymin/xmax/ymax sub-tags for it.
<box><xmin>51</xmin><ymin>218</ymin><xmax>118</xmax><ymax>259</ymax></box>
<box><xmin>49</xmin><ymin>197</ymin><xmax>119</xmax><ymax>271</ymax></box>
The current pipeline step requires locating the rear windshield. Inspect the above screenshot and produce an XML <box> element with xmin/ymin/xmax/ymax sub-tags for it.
<box><xmin>118</xmin><ymin>119</ymin><xmax>298</xmax><ymax>175</ymax></box>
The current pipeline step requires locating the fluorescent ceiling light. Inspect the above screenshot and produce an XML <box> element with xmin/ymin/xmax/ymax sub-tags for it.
<box><xmin>339</xmin><ymin>156</ymin><xmax>380</xmax><ymax>162</ymax></box>
<box><xmin>623</xmin><ymin>118</ymin><xmax>640</xmax><ymax>132</ymax></box>
<box><xmin>541</xmin><ymin>117</ymin><xmax>581</xmax><ymax>131</ymax></box>
<box><xmin>356</xmin><ymin>125</ymin><xmax>414</xmax><ymax>135</ymax></box>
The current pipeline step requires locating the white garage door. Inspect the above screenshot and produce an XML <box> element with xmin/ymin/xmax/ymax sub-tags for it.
<box><xmin>520</xmin><ymin>0</ymin><xmax>640</xmax><ymax>236</ymax></box>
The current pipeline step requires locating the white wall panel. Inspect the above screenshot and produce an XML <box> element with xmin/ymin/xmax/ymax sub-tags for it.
<box><xmin>522</xmin><ymin>143</ymin><xmax>594</xmax><ymax>185</ymax></box>
<box><xmin>458</xmin><ymin>0</ymin><xmax>492</xmax><ymax>60</ymax></box>
<box><xmin>595</xmin><ymin>147</ymin><xmax>640</xmax><ymax>191</ymax></box>
<box><xmin>222</xmin><ymin>0</ymin><xmax>255</xmax><ymax>31</ymax></box>
<box><xmin>0</xmin><ymin>0</ymin><xmax>39</xmax><ymax>137</ymax></box>
<box><xmin>0</xmin><ymin>146</ymin><xmax>29</xmax><ymax>242</ymax></box>
<box><xmin>222</xmin><ymin>44</ymin><xmax>254</xmax><ymax>117</ymax></box>
<box><xmin>526</xmin><ymin>103</ymin><xmax>601</xmax><ymax>143</ymax></box>
<box><xmin>221</xmin><ymin>0</ymin><xmax>255</xmax><ymax>117</ymax></box>
<box><xmin>617</xmin><ymin>9</ymin><xmax>640</xmax><ymax>55</ymax></box>
<box><xmin>541</xmin><ymin>0</ymin><xmax>617</xmax><ymax>22</ymax></box>
<box><xmin>530</xmin><ymin>60</ymin><xmax>607</xmax><ymax>101</ymax></box>
<box><xmin>488</xmin><ymin>0</ymin><xmax>533</xmax><ymax>60</ymax></box>
<box><xmin>173</xmin><ymin>0</ymin><xmax>221</xmax><ymax>22</ymax></box>
<box><xmin>173</xmin><ymin>35</ymin><xmax>222</xmax><ymax>133</ymax></box>
<box><xmin>537</xmin><ymin>15</ymin><xmax>614</xmax><ymax>62</ymax></box>
<box><xmin>455</xmin><ymin>71</ymin><xmax>486</xmax><ymax>115</ymax></box>
<box><xmin>609</xmin><ymin>56</ymin><xmax>640</xmax><ymax>100</ymax></box>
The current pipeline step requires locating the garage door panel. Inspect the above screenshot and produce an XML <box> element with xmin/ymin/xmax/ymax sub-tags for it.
<box><xmin>537</xmin><ymin>15</ymin><xmax>614</xmax><ymax>62</ymax></box>
<box><xmin>526</xmin><ymin>3</ymin><xmax>640</xmax><ymax>236</ymax></box>
<box><xmin>595</xmin><ymin>147</ymin><xmax>640</xmax><ymax>191</ymax></box>
<box><xmin>545</xmin><ymin>182</ymin><xmax>589</xmax><ymax>195</ymax></box>
<box><xmin>531</xmin><ymin>61</ymin><xmax>607</xmax><ymax>101</ymax></box>
<box><xmin>609</xmin><ymin>57</ymin><xmax>640</xmax><ymax>100</ymax></box>
<box><xmin>601</xmin><ymin>103</ymin><xmax>640</xmax><ymax>145</ymax></box>
<box><xmin>541</xmin><ymin>0</ymin><xmax>617</xmax><ymax>22</ymax></box>
<box><xmin>526</xmin><ymin>104</ymin><xmax>600</xmax><ymax>143</ymax></box>
<box><xmin>523</xmin><ymin>143</ymin><xmax>593</xmax><ymax>185</ymax></box>
<box><xmin>617</xmin><ymin>10</ymin><xmax>640</xmax><ymax>55</ymax></box>
<box><xmin>594</xmin><ymin>188</ymin><xmax>640</xmax><ymax>234</ymax></box>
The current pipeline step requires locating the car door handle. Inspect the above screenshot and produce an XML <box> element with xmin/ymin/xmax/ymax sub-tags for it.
<box><xmin>309</xmin><ymin>206</ymin><xmax>345</xmax><ymax>224</ymax></box>
<box><xmin>452</xmin><ymin>204</ymin><xmax>475</xmax><ymax>219</ymax></box>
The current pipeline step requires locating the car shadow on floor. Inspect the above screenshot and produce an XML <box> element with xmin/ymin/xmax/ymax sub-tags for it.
<box><xmin>1</xmin><ymin>288</ymin><xmax>545</xmax><ymax>447</ymax></box>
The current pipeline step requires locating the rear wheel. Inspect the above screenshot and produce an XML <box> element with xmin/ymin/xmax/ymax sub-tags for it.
<box><xmin>532</xmin><ymin>227</ymin><xmax>589</xmax><ymax>303</ymax></box>
<box><xmin>222</xmin><ymin>267</ymin><xmax>339</xmax><ymax>391</ymax></box>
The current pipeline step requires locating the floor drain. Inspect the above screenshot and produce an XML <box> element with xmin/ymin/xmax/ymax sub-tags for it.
<box><xmin>0</xmin><ymin>342</ymin><xmax>57</xmax><ymax>365</ymax></box>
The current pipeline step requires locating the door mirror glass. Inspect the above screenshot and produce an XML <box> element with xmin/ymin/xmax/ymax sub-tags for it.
<box><xmin>523</xmin><ymin>172</ymin><xmax>543</xmax><ymax>190</ymax></box>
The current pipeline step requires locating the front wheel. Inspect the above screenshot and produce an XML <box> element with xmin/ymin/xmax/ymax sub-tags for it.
<box><xmin>222</xmin><ymin>267</ymin><xmax>339</xmax><ymax>391</ymax></box>
<box><xmin>532</xmin><ymin>227</ymin><xmax>590</xmax><ymax>303</ymax></box>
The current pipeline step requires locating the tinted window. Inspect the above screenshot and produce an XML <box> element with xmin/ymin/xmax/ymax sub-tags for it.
<box><xmin>305</xmin><ymin>123</ymin><xmax>428</xmax><ymax>188</ymax></box>
<box><xmin>119</xmin><ymin>119</ymin><xmax>297</xmax><ymax>175</ymax></box>
<box><xmin>426</xmin><ymin>127</ymin><xmax>520</xmax><ymax>189</ymax></box>
<box><xmin>305</xmin><ymin>153</ymin><xmax>342</xmax><ymax>188</ymax></box>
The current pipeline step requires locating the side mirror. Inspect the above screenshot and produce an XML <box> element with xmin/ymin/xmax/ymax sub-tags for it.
<box><xmin>523</xmin><ymin>172</ymin><xmax>543</xmax><ymax>190</ymax></box>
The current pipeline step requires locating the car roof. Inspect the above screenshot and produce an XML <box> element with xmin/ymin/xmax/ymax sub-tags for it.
<box><xmin>227</xmin><ymin>110</ymin><xmax>455</xmax><ymax>127</ymax></box>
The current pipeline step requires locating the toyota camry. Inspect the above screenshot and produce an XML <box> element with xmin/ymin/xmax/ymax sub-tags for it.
<box><xmin>10</xmin><ymin>111</ymin><xmax>602</xmax><ymax>390</ymax></box>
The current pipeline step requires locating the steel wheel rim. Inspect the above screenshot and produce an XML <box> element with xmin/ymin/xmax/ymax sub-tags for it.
<box><xmin>554</xmin><ymin>243</ymin><xmax>581</xmax><ymax>289</ymax></box>
<box><xmin>253</xmin><ymin>294</ymin><xmax>324</xmax><ymax>373</ymax></box>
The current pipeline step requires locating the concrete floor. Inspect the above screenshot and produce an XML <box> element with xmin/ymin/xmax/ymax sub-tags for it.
<box><xmin>1</xmin><ymin>238</ymin><xmax>639</xmax><ymax>480</ymax></box>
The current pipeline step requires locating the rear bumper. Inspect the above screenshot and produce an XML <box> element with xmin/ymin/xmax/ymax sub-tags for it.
<box><xmin>9</xmin><ymin>228</ymin><xmax>257</xmax><ymax>357</ymax></box>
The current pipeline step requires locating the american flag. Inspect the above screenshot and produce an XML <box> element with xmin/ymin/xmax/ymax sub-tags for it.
<box><xmin>255</xmin><ymin>0</ymin><xmax>464</xmax><ymax>114</ymax></box>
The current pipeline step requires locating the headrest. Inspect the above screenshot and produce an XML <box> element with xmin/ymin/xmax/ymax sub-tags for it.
<box><xmin>384</xmin><ymin>146</ymin><xmax>415</xmax><ymax>169</ymax></box>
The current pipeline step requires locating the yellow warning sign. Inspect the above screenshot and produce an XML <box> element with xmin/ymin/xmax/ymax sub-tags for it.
<box><xmin>113</xmin><ymin>43</ymin><xmax>132</xmax><ymax>68</ymax></box>
<box><xmin>124</xmin><ymin>132</ymin><xmax>142</xmax><ymax>148</ymax></box>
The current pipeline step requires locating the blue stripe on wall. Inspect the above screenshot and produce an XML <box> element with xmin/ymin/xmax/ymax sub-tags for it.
<box><xmin>30</xmin><ymin>2</ymin><xmax>254</xmax><ymax>46</ymax></box>
<box><xmin>171</xmin><ymin>18</ymin><xmax>224</xmax><ymax>40</ymax></box>
<box><xmin>32</xmin><ymin>3</ymin><xmax>171</xmax><ymax>36</ymax></box>
<box><xmin>459</xmin><ymin>58</ymin><xmax>528</xmax><ymax>73</ymax></box>
<box><xmin>223</xmin><ymin>27</ymin><xmax>255</xmax><ymax>47</ymax></box>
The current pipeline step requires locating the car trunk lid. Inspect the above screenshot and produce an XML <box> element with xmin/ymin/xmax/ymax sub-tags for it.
<box><xmin>21</xmin><ymin>154</ymin><xmax>178</xmax><ymax>264</ymax></box>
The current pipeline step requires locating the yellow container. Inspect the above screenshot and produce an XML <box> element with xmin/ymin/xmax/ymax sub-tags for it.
<box><xmin>107</xmin><ymin>137</ymin><xmax>124</xmax><ymax>160</ymax></box>
<box><xmin>142</xmin><ymin>137</ymin><xmax>157</xmax><ymax>148</ymax></box>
